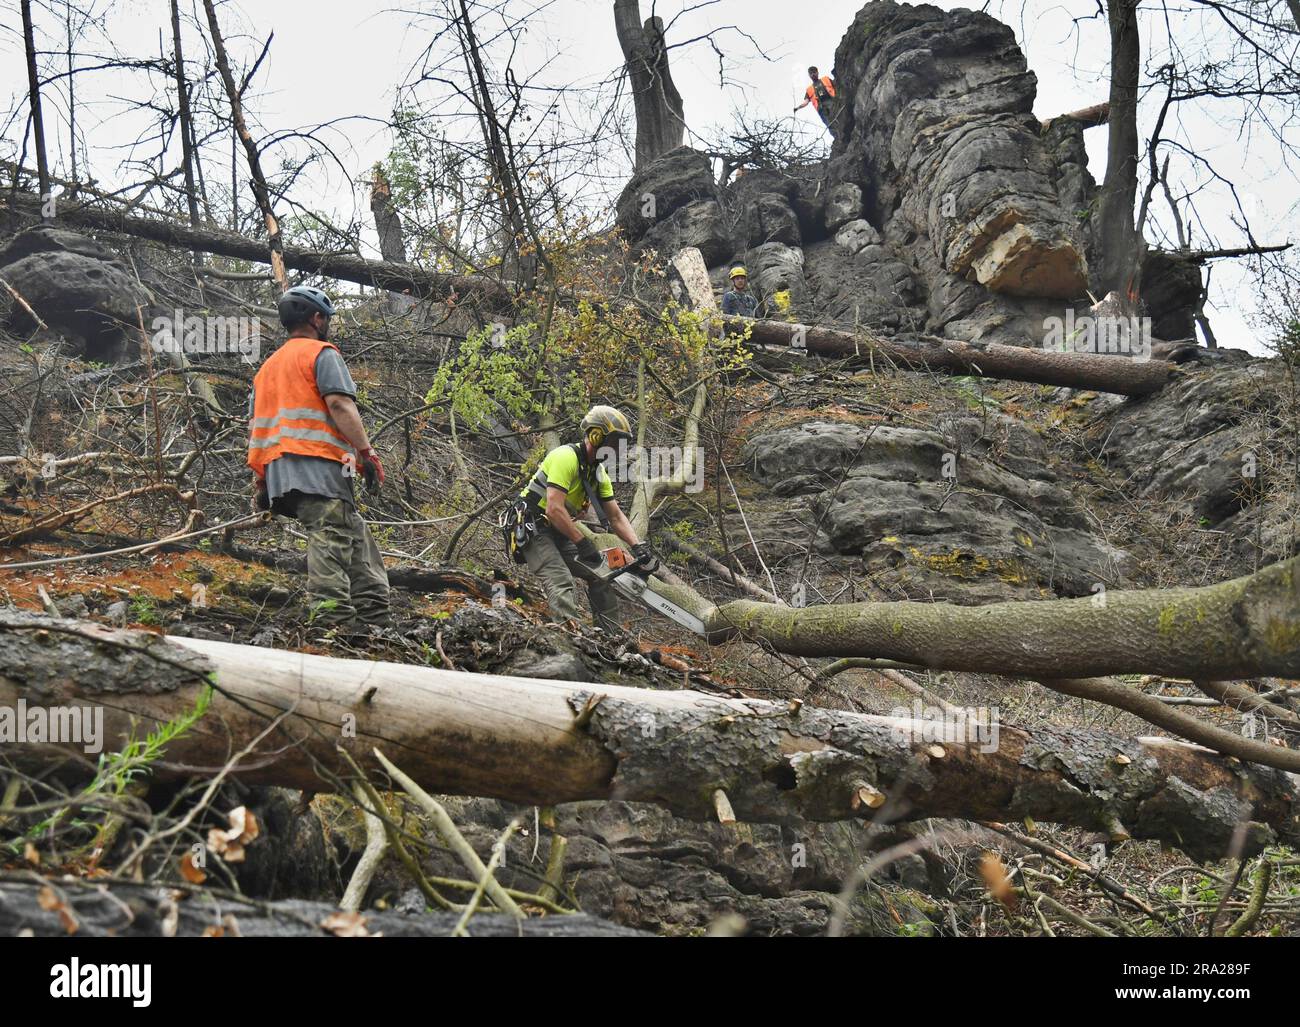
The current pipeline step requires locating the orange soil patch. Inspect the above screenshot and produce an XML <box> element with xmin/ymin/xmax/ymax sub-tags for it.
<box><xmin>0</xmin><ymin>550</ymin><xmax>260</xmax><ymax>610</ymax></box>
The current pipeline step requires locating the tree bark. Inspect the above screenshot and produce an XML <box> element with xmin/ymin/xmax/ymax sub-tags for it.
<box><xmin>1</xmin><ymin>190</ymin><xmax>512</xmax><ymax>309</ymax></box>
<box><xmin>200</xmin><ymin>0</ymin><xmax>288</xmax><ymax>292</ymax></box>
<box><xmin>170</xmin><ymin>0</ymin><xmax>203</xmax><ymax>236</ymax></box>
<box><xmin>369</xmin><ymin>165</ymin><xmax>413</xmax><ymax>314</ymax></box>
<box><xmin>1095</xmin><ymin>0</ymin><xmax>1143</xmax><ymax>297</ymax></box>
<box><xmin>614</xmin><ymin>0</ymin><xmax>685</xmax><ymax>169</ymax></box>
<box><xmin>0</xmin><ymin>878</ymin><xmax>640</xmax><ymax>936</ymax></box>
<box><xmin>636</xmin><ymin>553</ymin><xmax>1300</xmax><ymax>682</ymax></box>
<box><xmin>0</xmin><ymin>611</ymin><xmax>1294</xmax><ymax>861</ymax></box>
<box><xmin>20</xmin><ymin>0</ymin><xmax>51</xmax><ymax>216</ymax></box>
<box><xmin>628</xmin><ymin>249</ymin><xmax>713</xmax><ymax>537</ymax></box>
<box><xmin>730</xmin><ymin>318</ymin><xmax>1174</xmax><ymax>396</ymax></box>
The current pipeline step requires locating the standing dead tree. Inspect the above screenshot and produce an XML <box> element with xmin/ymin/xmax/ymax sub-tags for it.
<box><xmin>200</xmin><ymin>0</ymin><xmax>287</xmax><ymax>292</ymax></box>
<box><xmin>1095</xmin><ymin>0</ymin><xmax>1142</xmax><ymax>298</ymax></box>
<box><xmin>170</xmin><ymin>0</ymin><xmax>203</xmax><ymax>237</ymax></box>
<box><xmin>614</xmin><ymin>0</ymin><xmax>685</xmax><ymax>169</ymax></box>
<box><xmin>20</xmin><ymin>0</ymin><xmax>52</xmax><ymax>215</ymax></box>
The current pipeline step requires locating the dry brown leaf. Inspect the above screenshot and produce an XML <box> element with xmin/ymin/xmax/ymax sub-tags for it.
<box><xmin>57</xmin><ymin>906</ymin><xmax>79</xmax><ymax>935</ymax></box>
<box><xmin>978</xmin><ymin>852</ymin><xmax>1018</xmax><ymax>911</ymax></box>
<box><xmin>201</xmin><ymin>925</ymin><xmax>225</xmax><ymax>938</ymax></box>
<box><xmin>23</xmin><ymin>842</ymin><xmax>40</xmax><ymax>866</ymax></box>
<box><xmin>180</xmin><ymin>851</ymin><xmax>207</xmax><ymax>884</ymax></box>
<box><xmin>37</xmin><ymin>885</ymin><xmax>61</xmax><ymax>911</ymax></box>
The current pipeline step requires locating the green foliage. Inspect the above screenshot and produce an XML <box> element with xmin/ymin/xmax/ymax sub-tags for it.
<box><xmin>9</xmin><ymin>684</ymin><xmax>213</xmax><ymax>856</ymax></box>
<box><xmin>130</xmin><ymin>595</ymin><xmax>160</xmax><ymax>626</ymax></box>
<box><xmin>307</xmin><ymin>598</ymin><xmax>340</xmax><ymax>625</ymax></box>
<box><xmin>1273</xmin><ymin>318</ymin><xmax>1300</xmax><ymax>362</ymax></box>
<box><xmin>667</xmin><ymin>518</ymin><xmax>696</xmax><ymax>542</ymax></box>
<box><xmin>425</xmin><ymin>320</ymin><xmax>578</xmax><ymax>430</ymax></box>
<box><xmin>952</xmin><ymin>376</ymin><xmax>1000</xmax><ymax>411</ymax></box>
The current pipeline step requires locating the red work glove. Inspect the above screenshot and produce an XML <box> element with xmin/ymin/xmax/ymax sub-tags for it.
<box><xmin>358</xmin><ymin>447</ymin><xmax>385</xmax><ymax>493</ymax></box>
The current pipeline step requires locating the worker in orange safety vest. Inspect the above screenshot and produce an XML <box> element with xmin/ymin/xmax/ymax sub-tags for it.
<box><xmin>247</xmin><ymin>286</ymin><xmax>391</xmax><ymax>635</ymax></box>
<box><xmin>794</xmin><ymin>66</ymin><xmax>839</xmax><ymax>135</ymax></box>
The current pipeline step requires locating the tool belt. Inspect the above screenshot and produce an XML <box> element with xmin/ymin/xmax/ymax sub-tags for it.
<box><xmin>499</xmin><ymin>496</ymin><xmax>540</xmax><ymax>564</ymax></box>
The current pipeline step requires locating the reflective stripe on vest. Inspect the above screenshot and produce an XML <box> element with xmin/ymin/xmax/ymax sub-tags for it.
<box><xmin>247</xmin><ymin>338</ymin><xmax>354</xmax><ymax>476</ymax></box>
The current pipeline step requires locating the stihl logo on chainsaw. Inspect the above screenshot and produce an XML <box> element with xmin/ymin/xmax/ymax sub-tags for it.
<box><xmin>599</xmin><ymin>548</ymin><xmax>706</xmax><ymax>635</ymax></box>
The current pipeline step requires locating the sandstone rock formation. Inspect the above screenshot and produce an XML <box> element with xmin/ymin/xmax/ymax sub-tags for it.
<box><xmin>615</xmin><ymin>0</ymin><xmax>1203</xmax><ymax>351</ymax></box>
<box><xmin>0</xmin><ymin>225</ymin><xmax>151</xmax><ymax>360</ymax></box>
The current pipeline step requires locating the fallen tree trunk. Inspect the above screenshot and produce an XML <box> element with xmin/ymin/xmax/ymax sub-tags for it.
<box><xmin>728</xmin><ymin>318</ymin><xmax>1174</xmax><ymax>397</ymax></box>
<box><xmin>0</xmin><ymin>191</ymin><xmax>512</xmax><ymax>308</ymax></box>
<box><xmin>0</xmin><ymin>876</ymin><xmax>641</xmax><ymax>937</ymax></box>
<box><xmin>0</xmin><ymin>611</ymin><xmax>1295</xmax><ymax>860</ymax></box>
<box><xmin>1</xmin><ymin>190</ymin><xmax>1175</xmax><ymax>397</ymax></box>
<box><xmin>634</xmin><ymin>553</ymin><xmax>1300</xmax><ymax>682</ymax></box>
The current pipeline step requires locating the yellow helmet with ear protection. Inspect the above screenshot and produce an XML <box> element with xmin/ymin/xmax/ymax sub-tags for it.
<box><xmin>580</xmin><ymin>405</ymin><xmax>632</xmax><ymax>452</ymax></box>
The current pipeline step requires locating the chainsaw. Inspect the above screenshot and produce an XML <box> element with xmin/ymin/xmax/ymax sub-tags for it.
<box><xmin>597</xmin><ymin>547</ymin><xmax>706</xmax><ymax>635</ymax></box>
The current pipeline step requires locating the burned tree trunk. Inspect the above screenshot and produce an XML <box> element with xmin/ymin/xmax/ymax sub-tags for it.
<box><xmin>0</xmin><ymin>611</ymin><xmax>1296</xmax><ymax>860</ymax></box>
<box><xmin>614</xmin><ymin>0</ymin><xmax>685</xmax><ymax>169</ymax></box>
<box><xmin>1</xmin><ymin>190</ymin><xmax>514</xmax><ymax>309</ymax></box>
<box><xmin>0</xmin><ymin>878</ymin><xmax>643</xmax><ymax>937</ymax></box>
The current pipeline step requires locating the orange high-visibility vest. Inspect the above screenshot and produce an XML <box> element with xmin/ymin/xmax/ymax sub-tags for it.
<box><xmin>247</xmin><ymin>337</ymin><xmax>354</xmax><ymax>478</ymax></box>
<box><xmin>805</xmin><ymin>76</ymin><xmax>836</xmax><ymax>110</ymax></box>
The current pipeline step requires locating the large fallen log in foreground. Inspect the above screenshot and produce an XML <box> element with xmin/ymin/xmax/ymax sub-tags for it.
<box><xmin>3</xmin><ymin>191</ymin><xmax>1174</xmax><ymax>396</ymax></box>
<box><xmin>0</xmin><ymin>877</ymin><xmax>642</xmax><ymax>937</ymax></box>
<box><xmin>0</xmin><ymin>612</ymin><xmax>1294</xmax><ymax>860</ymax></box>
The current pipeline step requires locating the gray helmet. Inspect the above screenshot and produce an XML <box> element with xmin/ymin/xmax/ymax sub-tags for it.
<box><xmin>278</xmin><ymin>286</ymin><xmax>336</xmax><ymax>328</ymax></box>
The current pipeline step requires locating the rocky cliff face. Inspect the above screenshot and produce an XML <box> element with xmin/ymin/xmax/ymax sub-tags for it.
<box><xmin>615</xmin><ymin>0</ymin><xmax>1201</xmax><ymax>350</ymax></box>
<box><xmin>832</xmin><ymin>2</ymin><xmax>1089</xmax><ymax>301</ymax></box>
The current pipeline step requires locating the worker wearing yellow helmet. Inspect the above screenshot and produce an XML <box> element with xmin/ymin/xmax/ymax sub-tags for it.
<box><xmin>503</xmin><ymin>405</ymin><xmax>656</xmax><ymax>631</ymax></box>
<box><xmin>722</xmin><ymin>265</ymin><xmax>758</xmax><ymax>317</ymax></box>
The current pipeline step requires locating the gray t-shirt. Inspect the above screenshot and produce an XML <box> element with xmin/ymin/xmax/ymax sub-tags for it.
<box><xmin>249</xmin><ymin>346</ymin><xmax>358</xmax><ymax>509</ymax></box>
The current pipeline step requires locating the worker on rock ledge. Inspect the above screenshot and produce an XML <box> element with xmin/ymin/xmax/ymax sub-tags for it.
<box><xmin>721</xmin><ymin>266</ymin><xmax>758</xmax><ymax>317</ymax></box>
<box><xmin>794</xmin><ymin>65</ymin><xmax>839</xmax><ymax>136</ymax></box>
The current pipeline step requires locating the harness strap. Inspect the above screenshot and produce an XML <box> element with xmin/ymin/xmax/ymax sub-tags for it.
<box><xmin>573</xmin><ymin>444</ymin><xmax>612</xmax><ymax>532</ymax></box>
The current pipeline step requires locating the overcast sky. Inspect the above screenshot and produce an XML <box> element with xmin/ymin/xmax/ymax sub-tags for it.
<box><xmin>3</xmin><ymin>0</ymin><xmax>1296</xmax><ymax>353</ymax></box>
